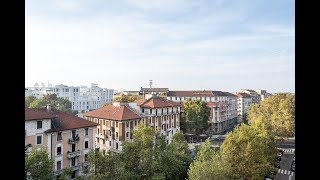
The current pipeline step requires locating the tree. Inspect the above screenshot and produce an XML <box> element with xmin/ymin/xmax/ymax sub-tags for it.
<box><xmin>42</xmin><ymin>93</ymin><xmax>73</xmax><ymax>114</ymax></box>
<box><xmin>121</xmin><ymin>123</ymin><xmax>156</xmax><ymax>179</ymax></box>
<box><xmin>113</xmin><ymin>94</ymin><xmax>138</xmax><ymax>102</ymax></box>
<box><xmin>29</xmin><ymin>98</ymin><xmax>47</xmax><ymax>108</ymax></box>
<box><xmin>83</xmin><ymin>150</ymin><xmax>128</xmax><ymax>180</ymax></box>
<box><xmin>57</xmin><ymin>167</ymin><xmax>72</xmax><ymax>180</ymax></box>
<box><xmin>166</xmin><ymin>132</ymin><xmax>193</xmax><ymax>180</ymax></box>
<box><xmin>188</xmin><ymin>139</ymin><xmax>230</xmax><ymax>180</ymax></box>
<box><xmin>103</xmin><ymin>103</ymin><xmax>109</xmax><ymax>107</ymax></box>
<box><xmin>247</xmin><ymin>93</ymin><xmax>295</xmax><ymax>139</ymax></box>
<box><xmin>25</xmin><ymin>147</ymin><xmax>54</xmax><ymax>180</ymax></box>
<box><xmin>220</xmin><ymin>123</ymin><xmax>276</xmax><ymax>180</ymax></box>
<box><xmin>25</xmin><ymin>96</ymin><xmax>37</xmax><ymax>108</ymax></box>
<box><xmin>183</xmin><ymin>98</ymin><xmax>210</xmax><ymax>139</ymax></box>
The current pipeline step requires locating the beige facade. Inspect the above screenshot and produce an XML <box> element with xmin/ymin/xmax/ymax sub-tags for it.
<box><xmin>25</xmin><ymin>108</ymin><xmax>98</xmax><ymax>179</ymax></box>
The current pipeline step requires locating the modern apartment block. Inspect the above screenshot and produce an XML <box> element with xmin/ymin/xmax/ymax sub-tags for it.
<box><xmin>25</xmin><ymin>83</ymin><xmax>116</xmax><ymax>113</ymax></box>
<box><xmin>167</xmin><ymin>90</ymin><xmax>238</xmax><ymax>135</ymax></box>
<box><xmin>256</xmin><ymin>89</ymin><xmax>273</xmax><ymax>101</ymax></box>
<box><xmin>25</xmin><ymin>106</ymin><xmax>98</xmax><ymax>179</ymax></box>
<box><xmin>83</xmin><ymin>96</ymin><xmax>182</xmax><ymax>152</ymax></box>
<box><xmin>234</xmin><ymin>92</ymin><xmax>253</xmax><ymax>123</ymax></box>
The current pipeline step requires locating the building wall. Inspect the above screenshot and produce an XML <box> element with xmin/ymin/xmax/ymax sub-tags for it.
<box><xmin>51</xmin><ymin>126</ymin><xmax>96</xmax><ymax>177</ymax></box>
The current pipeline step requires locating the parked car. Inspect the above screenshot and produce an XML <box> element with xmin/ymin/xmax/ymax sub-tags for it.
<box><xmin>291</xmin><ymin>161</ymin><xmax>295</xmax><ymax>172</ymax></box>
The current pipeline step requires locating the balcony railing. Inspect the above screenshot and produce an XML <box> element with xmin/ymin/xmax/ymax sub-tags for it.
<box><xmin>99</xmin><ymin>134</ymin><xmax>108</xmax><ymax>139</ymax></box>
<box><xmin>70</xmin><ymin>164</ymin><xmax>81</xmax><ymax>171</ymax></box>
<box><xmin>68</xmin><ymin>135</ymin><xmax>80</xmax><ymax>144</ymax></box>
<box><xmin>67</xmin><ymin>150</ymin><xmax>81</xmax><ymax>159</ymax></box>
<box><xmin>54</xmin><ymin>169</ymin><xmax>63</xmax><ymax>176</ymax></box>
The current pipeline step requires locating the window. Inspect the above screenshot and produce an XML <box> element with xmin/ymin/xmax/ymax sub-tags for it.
<box><xmin>72</xmin><ymin>144</ymin><xmax>75</xmax><ymax>152</ymax></box>
<box><xmin>72</xmin><ymin>130</ymin><xmax>76</xmax><ymax>138</ymax></box>
<box><xmin>85</xmin><ymin>154</ymin><xmax>88</xmax><ymax>161</ymax></box>
<box><xmin>37</xmin><ymin>121</ymin><xmax>42</xmax><ymax>129</ymax></box>
<box><xmin>126</xmin><ymin>132</ymin><xmax>129</xmax><ymax>138</ymax></box>
<box><xmin>109</xmin><ymin>141</ymin><xmax>111</xmax><ymax>146</ymax></box>
<box><xmin>103</xmin><ymin>120</ymin><xmax>105</xmax><ymax>125</ymax></box>
<box><xmin>126</xmin><ymin>122</ymin><xmax>129</xmax><ymax>127</ymax></box>
<box><xmin>149</xmin><ymin>118</ymin><xmax>152</xmax><ymax>124</ymax></box>
<box><xmin>57</xmin><ymin>132</ymin><xmax>62</xmax><ymax>141</ymax></box>
<box><xmin>57</xmin><ymin>147</ymin><xmax>61</xmax><ymax>155</ymax></box>
<box><xmin>142</xmin><ymin>108</ymin><xmax>144</xmax><ymax>113</ymax></box>
<box><xmin>71</xmin><ymin>158</ymin><xmax>76</xmax><ymax>166</ymax></box>
<box><xmin>85</xmin><ymin>141</ymin><xmax>88</xmax><ymax>149</ymax></box>
<box><xmin>36</xmin><ymin>135</ymin><xmax>42</xmax><ymax>144</ymax></box>
<box><xmin>71</xmin><ymin>171</ymin><xmax>76</xmax><ymax>179</ymax></box>
<box><xmin>156</xmin><ymin>109</ymin><xmax>158</xmax><ymax>114</ymax></box>
<box><xmin>116</xmin><ymin>122</ymin><xmax>118</xmax><ymax>128</ymax></box>
<box><xmin>97</xmin><ymin>138</ymin><xmax>99</xmax><ymax>143</ymax></box>
<box><xmin>116</xmin><ymin>143</ymin><xmax>118</xmax><ymax>149</ymax></box>
<box><xmin>134</xmin><ymin>120</ymin><xmax>137</xmax><ymax>126</ymax></box>
<box><xmin>97</xmin><ymin>129</ymin><xmax>99</xmax><ymax>134</ymax></box>
<box><xmin>103</xmin><ymin>130</ymin><xmax>106</xmax><ymax>135</ymax></box>
<box><xmin>103</xmin><ymin>139</ymin><xmax>105</xmax><ymax>144</ymax></box>
<box><xmin>116</xmin><ymin>132</ymin><xmax>118</xmax><ymax>138</ymax></box>
<box><xmin>85</xmin><ymin>128</ymin><xmax>88</xmax><ymax>136</ymax></box>
<box><xmin>57</xmin><ymin>161</ymin><xmax>61</xmax><ymax>170</ymax></box>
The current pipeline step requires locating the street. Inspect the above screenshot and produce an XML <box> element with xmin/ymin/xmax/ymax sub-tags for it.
<box><xmin>274</xmin><ymin>138</ymin><xmax>295</xmax><ymax>180</ymax></box>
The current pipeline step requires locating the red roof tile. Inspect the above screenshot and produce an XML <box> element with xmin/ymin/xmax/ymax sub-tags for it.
<box><xmin>25</xmin><ymin>108</ymin><xmax>56</xmax><ymax>121</ymax></box>
<box><xmin>138</xmin><ymin>97</ymin><xmax>181</xmax><ymax>108</ymax></box>
<box><xmin>25</xmin><ymin>108</ymin><xmax>99</xmax><ymax>132</ymax></box>
<box><xmin>83</xmin><ymin>104</ymin><xmax>141</xmax><ymax>121</ymax></box>
<box><xmin>235</xmin><ymin>92</ymin><xmax>252</xmax><ymax>98</ymax></box>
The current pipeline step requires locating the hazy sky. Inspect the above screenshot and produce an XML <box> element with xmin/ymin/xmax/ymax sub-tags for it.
<box><xmin>26</xmin><ymin>0</ymin><xmax>294</xmax><ymax>93</ymax></box>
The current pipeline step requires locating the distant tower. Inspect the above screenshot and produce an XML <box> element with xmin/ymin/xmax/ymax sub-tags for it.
<box><xmin>149</xmin><ymin>80</ymin><xmax>153</xmax><ymax>88</ymax></box>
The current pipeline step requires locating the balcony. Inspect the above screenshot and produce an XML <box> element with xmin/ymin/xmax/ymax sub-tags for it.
<box><xmin>82</xmin><ymin>161</ymin><xmax>90</xmax><ymax>167</ymax></box>
<box><xmin>68</xmin><ymin>135</ymin><xmax>80</xmax><ymax>144</ymax></box>
<box><xmin>99</xmin><ymin>134</ymin><xmax>108</xmax><ymax>139</ymax></box>
<box><xmin>54</xmin><ymin>169</ymin><xmax>63</xmax><ymax>176</ymax></box>
<box><xmin>70</xmin><ymin>164</ymin><xmax>81</xmax><ymax>171</ymax></box>
<box><xmin>67</xmin><ymin>150</ymin><xmax>81</xmax><ymax>159</ymax></box>
<box><xmin>107</xmin><ymin>127</ymin><xmax>114</xmax><ymax>132</ymax></box>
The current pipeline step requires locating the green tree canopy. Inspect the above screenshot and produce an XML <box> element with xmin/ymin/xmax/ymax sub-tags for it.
<box><xmin>113</xmin><ymin>94</ymin><xmax>138</xmax><ymax>102</ymax></box>
<box><xmin>29</xmin><ymin>98</ymin><xmax>47</xmax><ymax>108</ymax></box>
<box><xmin>220</xmin><ymin>123</ymin><xmax>277</xmax><ymax>180</ymax></box>
<box><xmin>25</xmin><ymin>96</ymin><xmax>37</xmax><ymax>108</ymax></box>
<box><xmin>25</xmin><ymin>147</ymin><xmax>54</xmax><ymax>180</ymax></box>
<box><xmin>188</xmin><ymin>139</ymin><xmax>230</xmax><ymax>180</ymax></box>
<box><xmin>183</xmin><ymin>98</ymin><xmax>210</xmax><ymax>138</ymax></box>
<box><xmin>247</xmin><ymin>93</ymin><xmax>295</xmax><ymax>139</ymax></box>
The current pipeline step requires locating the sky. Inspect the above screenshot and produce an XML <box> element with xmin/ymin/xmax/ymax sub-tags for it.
<box><xmin>25</xmin><ymin>0</ymin><xmax>295</xmax><ymax>93</ymax></box>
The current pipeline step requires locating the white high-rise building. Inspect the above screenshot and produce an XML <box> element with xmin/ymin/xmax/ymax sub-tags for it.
<box><xmin>25</xmin><ymin>83</ymin><xmax>117</xmax><ymax>113</ymax></box>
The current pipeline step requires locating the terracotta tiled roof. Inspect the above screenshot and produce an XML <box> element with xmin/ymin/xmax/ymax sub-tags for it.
<box><xmin>138</xmin><ymin>97</ymin><xmax>181</xmax><ymax>108</ymax></box>
<box><xmin>25</xmin><ymin>108</ymin><xmax>99</xmax><ymax>132</ymax></box>
<box><xmin>25</xmin><ymin>108</ymin><xmax>56</xmax><ymax>121</ymax></box>
<box><xmin>222</xmin><ymin>92</ymin><xmax>238</xmax><ymax>97</ymax></box>
<box><xmin>83</xmin><ymin>104</ymin><xmax>141</xmax><ymax>121</ymax></box>
<box><xmin>235</xmin><ymin>92</ymin><xmax>252</xmax><ymax>98</ymax></box>
<box><xmin>168</xmin><ymin>90</ymin><xmax>231</xmax><ymax>97</ymax></box>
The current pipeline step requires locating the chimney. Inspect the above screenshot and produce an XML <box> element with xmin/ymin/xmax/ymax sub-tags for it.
<box><xmin>47</xmin><ymin>104</ymin><xmax>51</xmax><ymax>111</ymax></box>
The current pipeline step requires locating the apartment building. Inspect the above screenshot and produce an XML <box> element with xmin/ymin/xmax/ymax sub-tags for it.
<box><xmin>235</xmin><ymin>92</ymin><xmax>252</xmax><ymax>123</ymax></box>
<box><xmin>240</xmin><ymin>89</ymin><xmax>261</xmax><ymax>104</ymax></box>
<box><xmin>25</xmin><ymin>106</ymin><xmax>98</xmax><ymax>179</ymax></box>
<box><xmin>256</xmin><ymin>89</ymin><xmax>273</xmax><ymax>101</ymax></box>
<box><xmin>83</xmin><ymin>96</ymin><xmax>182</xmax><ymax>152</ymax></box>
<box><xmin>136</xmin><ymin>96</ymin><xmax>182</xmax><ymax>144</ymax></box>
<box><xmin>25</xmin><ymin>83</ymin><xmax>116</xmax><ymax>113</ymax></box>
<box><xmin>83</xmin><ymin>103</ymin><xmax>142</xmax><ymax>152</ymax></box>
<box><xmin>167</xmin><ymin>90</ymin><xmax>238</xmax><ymax>135</ymax></box>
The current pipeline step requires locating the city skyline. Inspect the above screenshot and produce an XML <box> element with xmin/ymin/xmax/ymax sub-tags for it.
<box><xmin>26</xmin><ymin>0</ymin><xmax>295</xmax><ymax>93</ymax></box>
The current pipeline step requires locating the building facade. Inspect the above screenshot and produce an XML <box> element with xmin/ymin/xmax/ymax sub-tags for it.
<box><xmin>83</xmin><ymin>97</ymin><xmax>182</xmax><ymax>152</ymax></box>
<box><xmin>25</xmin><ymin>106</ymin><xmax>98</xmax><ymax>179</ymax></box>
<box><xmin>25</xmin><ymin>83</ymin><xmax>116</xmax><ymax>113</ymax></box>
<box><xmin>167</xmin><ymin>90</ymin><xmax>238</xmax><ymax>135</ymax></box>
<box><xmin>235</xmin><ymin>92</ymin><xmax>252</xmax><ymax>123</ymax></box>
<box><xmin>240</xmin><ymin>89</ymin><xmax>261</xmax><ymax>104</ymax></box>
